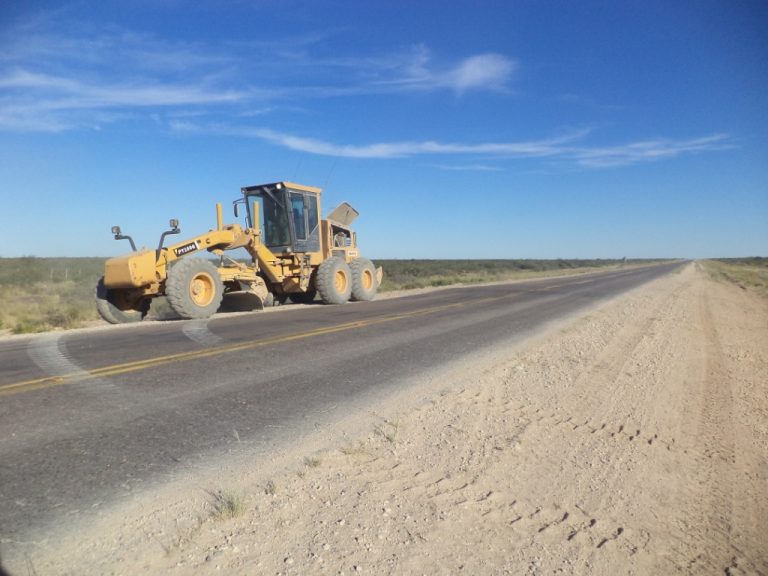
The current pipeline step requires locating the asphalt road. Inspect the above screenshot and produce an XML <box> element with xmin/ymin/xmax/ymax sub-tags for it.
<box><xmin>0</xmin><ymin>262</ymin><xmax>683</xmax><ymax>551</ymax></box>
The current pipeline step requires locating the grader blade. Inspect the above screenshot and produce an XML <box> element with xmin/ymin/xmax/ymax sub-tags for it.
<box><xmin>219</xmin><ymin>292</ymin><xmax>265</xmax><ymax>312</ymax></box>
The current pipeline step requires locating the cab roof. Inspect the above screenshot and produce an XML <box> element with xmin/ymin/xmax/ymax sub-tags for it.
<box><xmin>241</xmin><ymin>181</ymin><xmax>322</xmax><ymax>195</ymax></box>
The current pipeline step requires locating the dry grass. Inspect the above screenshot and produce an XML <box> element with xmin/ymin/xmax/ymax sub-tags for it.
<box><xmin>0</xmin><ymin>257</ymin><xmax>104</xmax><ymax>333</ymax></box>
<box><xmin>208</xmin><ymin>490</ymin><xmax>246</xmax><ymax>521</ymax></box>
<box><xmin>374</xmin><ymin>419</ymin><xmax>400</xmax><ymax>444</ymax></box>
<box><xmin>700</xmin><ymin>258</ymin><xmax>768</xmax><ymax>297</ymax></box>
<box><xmin>374</xmin><ymin>258</ymin><xmax>670</xmax><ymax>292</ymax></box>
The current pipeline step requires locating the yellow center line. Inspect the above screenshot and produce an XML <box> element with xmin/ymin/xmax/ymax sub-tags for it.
<box><xmin>536</xmin><ymin>284</ymin><xmax>564</xmax><ymax>291</ymax></box>
<box><xmin>537</xmin><ymin>276</ymin><xmax>605</xmax><ymax>291</ymax></box>
<box><xmin>0</xmin><ymin>294</ymin><xmax>512</xmax><ymax>398</ymax></box>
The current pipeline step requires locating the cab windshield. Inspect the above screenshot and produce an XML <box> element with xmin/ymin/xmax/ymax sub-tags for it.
<box><xmin>248</xmin><ymin>189</ymin><xmax>291</xmax><ymax>248</ymax></box>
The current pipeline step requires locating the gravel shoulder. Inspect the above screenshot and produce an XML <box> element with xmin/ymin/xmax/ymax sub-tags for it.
<box><xmin>10</xmin><ymin>263</ymin><xmax>767</xmax><ymax>575</ymax></box>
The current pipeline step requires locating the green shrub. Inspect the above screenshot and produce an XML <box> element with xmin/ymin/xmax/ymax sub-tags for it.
<box><xmin>13</xmin><ymin>318</ymin><xmax>48</xmax><ymax>334</ymax></box>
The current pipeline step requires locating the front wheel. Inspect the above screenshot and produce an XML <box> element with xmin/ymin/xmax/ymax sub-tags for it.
<box><xmin>95</xmin><ymin>276</ymin><xmax>147</xmax><ymax>324</ymax></box>
<box><xmin>316</xmin><ymin>258</ymin><xmax>352</xmax><ymax>305</ymax></box>
<box><xmin>166</xmin><ymin>258</ymin><xmax>224</xmax><ymax>319</ymax></box>
<box><xmin>350</xmin><ymin>258</ymin><xmax>378</xmax><ymax>301</ymax></box>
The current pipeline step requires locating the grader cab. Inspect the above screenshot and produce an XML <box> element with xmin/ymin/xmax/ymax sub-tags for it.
<box><xmin>96</xmin><ymin>181</ymin><xmax>382</xmax><ymax>324</ymax></box>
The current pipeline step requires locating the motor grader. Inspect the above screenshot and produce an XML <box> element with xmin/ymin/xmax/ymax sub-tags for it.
<box><xmin>96</xmin><ymin>181</ymin><xmax>382</xmax><ymax>323</ymax></box>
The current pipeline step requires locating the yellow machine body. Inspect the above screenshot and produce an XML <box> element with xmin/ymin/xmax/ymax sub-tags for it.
<box><xmin>104</xmin><ymin>249</ymin><xmax>156</xmax><ymax>289</ymax></box>
<box><xmin>98</xmin><ymin>182</ymin><xmax>382</xmax><ymax>323</ymax></box>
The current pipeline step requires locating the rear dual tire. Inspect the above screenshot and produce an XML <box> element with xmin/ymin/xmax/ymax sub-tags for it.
<box><xmin>316</xmin><ymin>258</ymin><xmax>352</xmax><ymax>305</ymax></box>
<box><xmin>350</xmin><ymin>258</ymin><xmax>377</xmax><ymax>301</ymax></box>
<box><xmin>316</xmin><ymin>257</ymin><xmax>378</xmax><ymax>304</ymax></box>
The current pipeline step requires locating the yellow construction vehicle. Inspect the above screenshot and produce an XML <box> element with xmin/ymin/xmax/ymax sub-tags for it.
<box><xmin>96</xmin><ymin>181</ymin><xmax>382</xmax><ymax>323</ymax></box>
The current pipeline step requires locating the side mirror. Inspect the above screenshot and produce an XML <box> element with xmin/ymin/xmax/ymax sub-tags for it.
<box><xmin>157</xmin><ymin>219</ymin><xmax>182</xmax><ymax>258</ymax></box>
<box><xmin>112</xmin><ymin>225</ymin><xmax>137</xmax><ymax>251</ymax></box>
<box><xmin>234</xmin><ymin>203</ymin><xmax>239</xmax><ymax>218</ymax></box>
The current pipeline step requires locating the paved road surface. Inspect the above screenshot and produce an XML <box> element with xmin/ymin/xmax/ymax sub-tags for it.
<box><xmin>0</xmin><ymin>263</ymin><xmax>682</xmax><ymax>549</ymax></box>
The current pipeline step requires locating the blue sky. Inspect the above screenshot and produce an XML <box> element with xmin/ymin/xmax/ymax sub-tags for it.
<box><xmin>1</xmin><ymin>0</ymin><xmax>766</xmax><ymax>259</ymax></box>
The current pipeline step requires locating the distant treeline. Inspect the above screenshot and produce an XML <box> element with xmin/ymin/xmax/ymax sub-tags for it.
<box><xmin>373</xmin><ymin>258</ymin><xmax>669</xmax><ymax>291</ymax></box>
<box><xmin>0</xmin><ymin>256</ymin><xmax>106</xmax><ymax>287</ymax></box>
<box><xmin>711</xmin><ymin>257</ymin><xmax>767</xmax><ymax>268</ymax></box>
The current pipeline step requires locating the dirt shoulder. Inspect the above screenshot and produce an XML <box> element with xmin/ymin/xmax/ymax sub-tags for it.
<box><xmin>15</xmin><ymin>263</ymin><xmax>768</xmax><ymax>575</ymax></box>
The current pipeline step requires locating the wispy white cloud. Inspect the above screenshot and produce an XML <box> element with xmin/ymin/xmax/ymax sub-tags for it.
<box><xmin>0</xmin><ymin>17</ymin><xmax>260</xmax><ymax>130</ymax></box>
<box><xmin>171</xmin><ymin>121</ymin><xmax>584</xmax><ymax>159</ymax></box>
<box><xmin>1</xmin><ymin>19</ymin><xmax>234</xmax><ymax>74</ymax></box>
<box><xmin>447</xmin><ymin>54</ymin><xmax>516</xmax><ymax>93</ymax></box>
<box><xmin>171</xmin><ymin>121</ymin><xmax>732</xmax><ymax>168</ymax></box>
<box><xmin>570</xmin><ymin>134</ymin><xmax>733</xmax><ymax>167</ymax></box>
<box><xmin>373</xmin><ymin>46</ymin><xmax>516</xmax><ymax>93</ymax></box>
<box><xmin>0</xmin><ymin>16</ymin><xmax>516</xmax><ymax>132</ymax></box>
<box><xmin>434</xmin><ymin>163</ymin><xmax>505</xmax><ymax>172</ymax></box>
<box><xmin>0</xmin><ymin>68</ymin><xmax>250</xmax><ymax>132</ymax></box>
<box><xmin>0</xmin><ymin>69</ymin><xmax>246</xmax><ymax>108</ymax></box>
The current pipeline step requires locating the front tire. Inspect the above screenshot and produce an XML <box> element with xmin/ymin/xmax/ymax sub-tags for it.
<box><xmin>166</xmin><ymin>258</ymin><xmax>224</xmax><ymax>319</ymax></box>
<box><xmin>350</xmin><ymin>258</ymin><xmax>377</xmax><ymax>301</ymax></box>
<box><xmin>95</xmin><ymin>276</ymin><xmax>147</xmax><ymax>324</ymax></box>
<box><xmin>316</xmin><ymin>258</ymin><xmax>352</xmax><ymax>305</ymax></box>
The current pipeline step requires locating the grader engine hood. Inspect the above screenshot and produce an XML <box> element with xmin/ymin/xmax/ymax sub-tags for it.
<box><xmin>326</xmin><ymin>202</ymin><xmax>359</xmax><ymax>227</ymax></box>
<box><xmin>104</xmin><ymin>249</ymin><xmax>157</xmax><ymax>288</ymax></box>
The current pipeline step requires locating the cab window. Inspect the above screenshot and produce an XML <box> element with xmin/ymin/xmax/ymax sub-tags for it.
<box><xmin>290</xmin><ymin>193</ymin><xmax>306</xmax><ymax>240</ymax></box>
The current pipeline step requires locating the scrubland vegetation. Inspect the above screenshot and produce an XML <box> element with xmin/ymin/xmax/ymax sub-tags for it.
<box><xmin>701</xmin><ymin>257</ymin><xmax>768</xmax><ymax>296</ymax></box>
<box><xmin>0</xmin><ymin>257</ymin><xmax>105</xmax><ymax>334</ymax></box>
<box><xmin>0</xmin><ymin>257</ymin><xmax>667</xmax><ymax>334</ymax></box>
<box><xmin>375</xmin><ymin>258</ymin><xmax>664</xmax><ymax>291</ymax></box>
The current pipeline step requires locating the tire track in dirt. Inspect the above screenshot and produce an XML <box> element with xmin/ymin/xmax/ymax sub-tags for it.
<box><xmin>666</xmin><ymin>282</ymin><xmax>763</xmax><ymax>576</ymax></box>
<box><xmin>371</xmin><ymin>269</ymin><xmax>698</xmax><ymax>574</ymax></box>
<box><xmin>383</xmin><ymin>276</ymin><xmax>696</xmax><ymax>574</ymax></box>
<box><xmin>491</xmin><ymin>273</ymin><xmax>695</xmax><ymax>572</ymax></box>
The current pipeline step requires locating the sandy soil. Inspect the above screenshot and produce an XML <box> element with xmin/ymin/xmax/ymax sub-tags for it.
<box><xmin>13</xmin><ymin>263</ymin><xmax>768</xmax><ymax>575</ymax></box>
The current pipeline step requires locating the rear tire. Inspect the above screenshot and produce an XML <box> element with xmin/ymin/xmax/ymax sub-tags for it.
<box><xmin>316</xmin><ymin>258</ymin><xmax>352</xmax><ymax>305</ymax></box>
<box><xmin>95</xmin><ymin>276</ymin><xmax>147</xmax><ymax>324</ymax></box>
<box><xmin>350</xmin><ymin>258</ymin><xmax>377</xmax><ymax>301</ymax></box>
<box><xmin>166</xmin><ymin>258</ymin><xmax>224</xmax><ymax>319</ymax></box>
